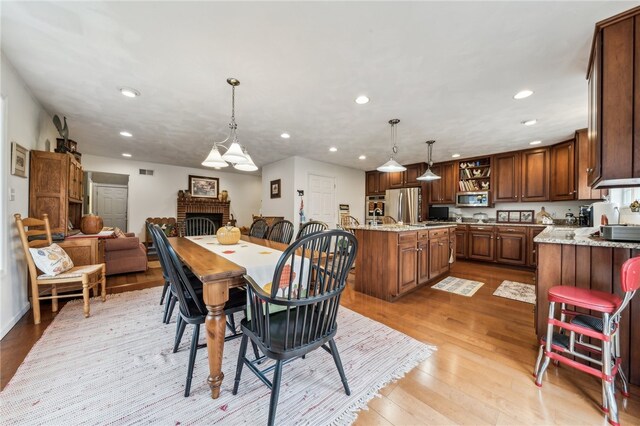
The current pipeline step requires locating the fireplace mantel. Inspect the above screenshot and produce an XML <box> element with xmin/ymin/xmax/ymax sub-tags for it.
<box><xmin>177</xmin><ymin>196</ymin><xmax>230</xmax><ymax>226</ymax></box>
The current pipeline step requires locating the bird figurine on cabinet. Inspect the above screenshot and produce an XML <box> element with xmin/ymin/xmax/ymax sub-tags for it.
<box><xmin>53</xmin><ymin>115</ymin><xmax>69</xmax><ymax>152</ymax></box>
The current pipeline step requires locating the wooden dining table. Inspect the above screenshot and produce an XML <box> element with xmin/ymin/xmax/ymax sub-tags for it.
<box><xmin>168</xmin><ymin>235</ymin><xmax>289</xmax><ymax>399</ymax></box>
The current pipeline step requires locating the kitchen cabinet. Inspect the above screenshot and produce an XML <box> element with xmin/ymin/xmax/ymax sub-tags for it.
<box><xmin>550</xmin><ymin>140</ymin><xmax>576</xmax><ymax>201</ymax></box>
<box><xmin>493</xmin><ymin>152</ymin><xmax>521</xmax><ymax>202</ymax></box>
<box><xmin>428</xmin><ymin>228</ymin><xmax>450</xmax><ymax>279</ymax></box>
<box><xmin>520</xmin><ymin>148</ymin><xmax>549</xmax><ymax>202</ymax></box>
<box><xmin>576</xmin><ymin>129</ymin><xmax>607</xmax><ymax>200</ymax></box>
<box><xmin>398</xmin><ymin>240</ymin><xmax>418</xmax><ymax>294</ymax></box>
<box><xmin>587</xmin><ymin>8</ymin><xmax>640</xmax><ymax>188</ymax></box>
<box><xmin>455</xmin><ymin>225</ymin><xmax>468</xmax><ymax>259</ymax></box>
<box><xmin>29</xmin><ymin>150</ymin><xmax>84</xmax><ymax>234</ymax></box>
<box><xmin>365</xmin><ymin>170</ymin><xmax>388</xmax><ymax>195</ymax></box>
<box><xmin>417</xmin><ymin>233</ymin><xmax>430</xmax><ymax>285</ymax></box>
<box><xmin>428</xmin><ymin>162</ymin><xmax>456</xmax><ymax>204</ymax></box>
<box><xmin>387</xmin><ymin>163</ymin><xmax>424</xmax><ymax>189</ymax></box>
<box><xmin>468</xmin><ymin>226</ymin><xmax>495</xmax><ymax>262</ymax></box>
<box><xmin>528</xmin><ymin>226</ymin><xmax>545</xmax><ymax>267</ymax></box>
<box><xmin>495</xmin><ymin>227</ymin><xmax>527</xmax><ymax>266</ymax></box>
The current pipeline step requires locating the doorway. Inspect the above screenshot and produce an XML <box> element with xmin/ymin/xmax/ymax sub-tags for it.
<box><xmin>85</xmin><ymin>171</ymin><xmax>129</xmax><ymax>231</ymax></box>
<box><xmin>307</xmin><ymin>174</ymin><xmax>336</xmax><ymax>225</ymax></box>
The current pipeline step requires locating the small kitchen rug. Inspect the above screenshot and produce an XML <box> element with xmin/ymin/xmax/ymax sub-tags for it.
<box><xmin>493</xmin><ymin>280</ymin><xmax>536</xmax><ymax>304</ymax></box>
<box><xmin>431</xmin><ymin>276</ymin><xmax>484</xmax><ymax>297</ymax></box>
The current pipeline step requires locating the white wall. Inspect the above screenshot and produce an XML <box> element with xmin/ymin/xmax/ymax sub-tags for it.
<box><xmin>81</xmin><ymin>154</ymin><xmax>262</xmax><ymax>236</ymax></box>
<box><xmin>1</xmin><ymin>53</ymin><xmax>59</xmax><ymax>337</ymax></box>
<box><xmin>260</xmin><ymin>156</ymin><xmax>296</xmax><ymax>222</ymax></box>
<box><xmin>444</xmin><ymin>200</ymin><xmax>587</xmax><ymax>222</ymax></box>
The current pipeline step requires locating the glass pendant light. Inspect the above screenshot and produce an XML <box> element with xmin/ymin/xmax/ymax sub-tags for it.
<box><xmin>203</xmin><ymin>78</ymin><xmax>253</xmax><ymax>168</ymax></box>
<box><xmin>377</xmin><ymin>119</ymin><xmax>407</xmax><ymax>173</ymax></box>
<box><xmin>417</xmin><ymin>140</ymin><xmax>441</xmax><ymax>181</ymax></box>
<box><xmin>234</xmin><ymin>149</ymin><xmax>258</xmax><ymax>171</ymax></box>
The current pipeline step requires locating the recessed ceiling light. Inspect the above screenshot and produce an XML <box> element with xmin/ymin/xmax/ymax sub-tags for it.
<box><xmin>451</xmin><ymin>153</ymin><xmax>461</xmax><ymax>158</ymax></box>
<box><xmin>119</xmin><ymin>87</ymin><xmax>140</xmax><ymax>98</ymax></box>
<box><xmin>280</xmin><ymin>133</ymin><xmax>290</xmax><ymax>139</ymax></box>
<box><xmin>359</xmin><ymin>155</ymin><xmax>366</xmax><ymax>160</ymax></box>
<box><xmin>522</xmin><ymin>119</ymin><xmax>537</xmax><ymax>126</ymax></box>
<box><xmin>355</xmin><ymin>95</ymin><xmax>370</xmax><ymax>105</ymax></box>
<box><xmin>513</xmin><ymin>90</ymin><xmax>533</xmax><ymax>100</ymax></box>
<box><xmin>120</xmin><ymin>131</ymin><xmax>133</xmax><ymax>137</ymax></box>
<box><xmin>329</xmin><ymin>147</ymin><xmax>338</xmax><ymax>152</ymax></box>
<box><xmin>529</xmin><ymin>140</ymin><xmax>542</xmax><ymax>145</ymax></box>
<box><xmin>122</xmin><ymin>153</ymin><xmax>132</xmax><ymax>157</ymax></box>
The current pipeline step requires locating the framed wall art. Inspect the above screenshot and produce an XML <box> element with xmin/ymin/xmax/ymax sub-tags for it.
<box><xmin>497</xmin><ymin>209</ymin><xmax>535</xmax><ymax>224</ymax></box>
<box><xmin>188</xmin><ymin>175</ymin><xmax>219</xmax><ymax>198</ymax></box>
<box><xmin>11</xmin><ymin>142</ymin><xmax>27</xmax><ymax>178</ymax></box>
<box><xmin>270</xmin><ymin>179</ymin><xmax>281</xmax><ymax>199</ymax></box>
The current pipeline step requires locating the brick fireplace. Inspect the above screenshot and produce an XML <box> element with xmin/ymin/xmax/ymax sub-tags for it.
<box><xmin>177</xmin><ymin>196</ymin><xmax>230</xmax><ymax>227</ymax></box>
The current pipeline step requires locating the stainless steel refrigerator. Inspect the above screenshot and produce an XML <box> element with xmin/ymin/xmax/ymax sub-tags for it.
<box><xmin>385</xmin><ymin>188</ymin><xmax>421</xmax><ymax>224</ymax></box>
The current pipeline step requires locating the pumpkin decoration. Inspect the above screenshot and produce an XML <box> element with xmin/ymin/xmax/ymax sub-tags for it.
<box><xmin>216</xmin><ymin>223</ymin><xmax>241</xmax><ymax>245</ymax></box>
<box><xmin>80</xmin><ymin>214</ymin><xmax>103</xmax><ymax>234</ymax></box>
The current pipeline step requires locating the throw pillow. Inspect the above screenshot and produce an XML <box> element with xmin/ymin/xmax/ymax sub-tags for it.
<box><xmin>113</xmin><ymin>227</ymin><xmax>127</xmax><ymax>238</ymax></box>
<box><xmin>29</xmin><ymin>243</ymin><xmax>74</xmax><ymax>276</ymax></box>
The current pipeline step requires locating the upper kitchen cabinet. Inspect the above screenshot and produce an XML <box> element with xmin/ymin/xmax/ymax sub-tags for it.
<box><xmin>493</xmin><ymin>152</ymin><xmax>520</xmax><ymax>202</ymax></box>
<box><xmin>388</xmin><ymin>163</ymin><xmax>425</xmax><ymax>189</ymax></box>
<box><xmin>549</xmin><ymin>140</ymin><xmax>576</xmax><ymax>201</ymax></box>
<box><xmin>575</xmin><ymin>129</ymin><xmax>607</xmax><ymax>200</ymax></box>
<box><xmin>587</xmin><ymin>7</ymin><xmax>640</xmax><ymax>188</ymax></box>
<box><xmin>520</xmin><ymin>148</ymin><xmax>549</xmax><ymax>202</ymax></box>
<box><xmin>427</xmin><ymin>162</ymin><xmax>456</xmax><ymax>204</ymax></box>
<box><xmin>365</xmin><ymin>170</ymin><xmax>388</xmax><ymax>196</ymax></box>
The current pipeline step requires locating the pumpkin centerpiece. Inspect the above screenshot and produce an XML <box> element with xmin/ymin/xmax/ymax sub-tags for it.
<box><xmin>216</xmin><ymin>223</ymin><xmax>241</xmax><ymax>245</ymax></box>
<box><xmin>80</xmin><ymin>214</ymin><xmax>104</xmax><ymax>234</ymax></box>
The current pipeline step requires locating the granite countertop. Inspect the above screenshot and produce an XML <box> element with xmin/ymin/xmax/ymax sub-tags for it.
<box><xmin>534</xmin><ymin>226</ymin><xmax>640</xmax><ymax>249</ymax></box>
<box><xmin>350</xmin><ymin>223</ymin><xmax>457</xmax><ymax>232</ymax></box>
<box><xmin>453</xmin><ymin>222</ymin><xmax>548</xmax><ymax>228</ymax></box>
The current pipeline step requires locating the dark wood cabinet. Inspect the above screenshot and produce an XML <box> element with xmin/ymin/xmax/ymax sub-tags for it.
<box><xmin>388</xmin><ymin>163</ymin><xmax>425</xmax><ymax>189</ymax></box>
<box><xmin>576</xmin><ymin>129</ymin><xmax>607</xmax><ymax>200</ymax></box>
<box><xmin>365</xmin><ymin>170</ymin><xmax>388</xmax><ymax>195</ymax></box>
<box><xmin>387</xmin><ymin>171</ymin><xmax>404</xmax><ymax>189</ymax></box>
<box><xmin>587</xmin><ymin>9</ymin><xmax>640</xmax><ymax>188</ymax></box>
<box><xmin>495</xmin><ymin>227</ymin><xmax>527</xmax><ymax>266</ymax></box>
<box><xmin>468</xmin><ymin>226</ymin><xmax>495</xmax><ymax>262</ymax></box>
<box><xmin>417</xmin><ymin>236</ymin><xmax>430</xmax><ymax>285</ymax></box>
<box><xmin>398</xmin><ymin>241</ymin><xmax>418</xmax><ymax>294</ymax></box>
<box><xmin>455</xmin><ymin>225</ymin><xmax>468</xmax><ymax>259</ymax></box>
<box><xmin>428</xmin><ymin>236</ymin><xmax>449</xmax><ymax>279</ymax></box>
<box><xmin>550</xmin><ymin>140</ymin><xmax>576</xmax><ymax>201</ymax></box>
<box><xmin>528</xmin><ymin>226</ymin><xmax>545</xmax><ymax>267</ymax></box>
<box><xmin>428</xmin><ymin>162</ymin><xmax>456</xmax><ymax>204</ymax></box>
<box><xmin>493</xmin><ymin>152</ymin><xmax>520</xmax><ymax>202</ymax></box>
<box><xmin>29</xmin><ymin>150</ymin><xmax>83</xmax><ymax>234</ymax></box>
<box><xmin>520</xmin><ymin>148</ymin><xmax>549</xmax><ymax>202</ymax></box>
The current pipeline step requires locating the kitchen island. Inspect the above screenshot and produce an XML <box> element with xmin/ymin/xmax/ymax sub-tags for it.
<box><xmin>352</xmin><ymin>224</ymin><xmax>457</xmax><ymax>301</ymax></box>
<box><xmin>534</xmin><ymin>227</ymin><xmax>640</xmax><ymax>385</ymax></box>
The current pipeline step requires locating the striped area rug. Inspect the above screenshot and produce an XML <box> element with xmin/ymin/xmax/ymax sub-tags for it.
<box><xmin>1</xmin><ymin>287</ymin><xmax>435</xmax><ymax>425</ymax></box>
<box><xmin>431</xmin><ymin>276</ymin><xmax>484</xmax><ymax>297</ymax></box>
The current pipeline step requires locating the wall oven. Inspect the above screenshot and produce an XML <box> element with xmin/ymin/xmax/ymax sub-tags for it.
<box><xmin>456</xmin><ymin>191</ymin><xmax>490</xmax><ymax>207</ymax></box>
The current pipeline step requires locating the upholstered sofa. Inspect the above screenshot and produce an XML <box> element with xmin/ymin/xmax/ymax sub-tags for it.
<box><xmin>104</xmin><ymin>233</ymin><xmax>148</xmax><ymax>275</ymax></box>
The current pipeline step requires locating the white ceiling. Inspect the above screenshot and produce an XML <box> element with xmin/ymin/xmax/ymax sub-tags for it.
<box><xmin>1</xmin><ymin>1</ymin><xmax>636</xmax><ymax>174</ymax></box>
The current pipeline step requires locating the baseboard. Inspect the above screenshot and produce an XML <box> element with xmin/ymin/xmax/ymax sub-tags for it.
<box><xmin>1</xmin><ymin>302</ymin><xmax>30</xmax><ymax>339</ymax></box>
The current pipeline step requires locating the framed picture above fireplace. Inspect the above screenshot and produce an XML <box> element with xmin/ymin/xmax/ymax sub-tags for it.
<box><xmin>189</xmin><ymin>175</ymin><xmax>219</xmax><ymax>199</ymax></box>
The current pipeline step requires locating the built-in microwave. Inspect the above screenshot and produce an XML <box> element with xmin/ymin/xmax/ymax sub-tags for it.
<box><xmin>456</xmin><ymin>191</ymin><xmax>490</xmax><ymax>207</ymax></box>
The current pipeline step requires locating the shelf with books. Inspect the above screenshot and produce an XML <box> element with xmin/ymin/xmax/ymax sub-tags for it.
<box><xmin>458</xmin><ymin>157</ymin><xmax>491</xmax><ymax>192</ymax></box>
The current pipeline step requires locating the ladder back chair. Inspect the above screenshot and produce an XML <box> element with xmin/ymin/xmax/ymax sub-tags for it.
<box><xmin>533</xmin><ymin>256</ymin><xmax>640</xmax><ymax>426</ymax></box>
<box><xmin>296</xmin><ymin>220</ymin><xmax>328</xmax><ymax>240</ymax></box>
<box><xmin>382</xmin><ymin>215</ymin><xmax>397</xmax><ymax>224</ymax></box>
<box><xmin>181</xmin><ymin>217</ymin><xmax>217</xmax><ymax>237</ymax></box>
<box><xmin>249</xmin><ymin>218</ymin><xmax>269</xmax><ymax>239</ymax></box>
<box><xmin>232</xmin><ymin>230</ymin><xmax>358</xmax><ymax>426</ymax></box>
<box><xmin>266</xmin><ymin>220</ymin><xmax>294</xmax><ymax>245</ymax></box>
<box><xmin>14</xmin><ymin>213</ymin><xmax>106</xmax><ymax>324</ymax></box>
<box><xmin>340</xmin><ymin>215</ymin><xmax>359</xmax><ymax>228</ymax></box>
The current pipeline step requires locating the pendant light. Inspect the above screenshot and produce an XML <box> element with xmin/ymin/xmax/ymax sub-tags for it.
<box><xmin>202</xmin><ymin>78</ymin><xmax>252</xmax><ymax>168</ymax></box>
<box><xmin>417</xmin><ymin>140</ymin><xmax>441</xmax><ymax>181</ymax></box>
<box><xmin>377</xmin><ymin>119</ymin><xmax>407</xmax><ymax>173</ymax></box>
<box><xmin>233</xmin><ymin>149</ymin><xmax>258</xmax><ymax>171</ymax></box>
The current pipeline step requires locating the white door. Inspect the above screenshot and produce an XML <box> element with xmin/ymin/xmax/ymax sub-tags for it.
<box><xmin>94</xmin><ymin>185</ymin><xmax>128</xmax><ymax>231</ymax></box>
<box><xmin>308</xmin><ymin>174</ymin><xmax>335</xmax><ymax>226</ymax></box>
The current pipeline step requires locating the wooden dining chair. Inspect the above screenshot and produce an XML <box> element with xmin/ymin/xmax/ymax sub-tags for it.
<box><xmin>14</xmin><ymin>213</ymin><xmax>106</xmax><ymax>324</ymax></box>
<box><xmin>249</xmin><ymin>218</ymin><xmax>269</xmax><ymax>239</ymax></box>
<box><xmin>266</xmin><ymin>220</ymin><xmax>294</xmax><ymax>245</ymax></box>
<box><xmin>181</xmin><ymin>217</ymin><xmax>217</xmax><ymax>237</ymax></box>
<box><xmin>233</xmin><ymin>230</ymin><xmax>358</xmax><ymax>426</ymax></box>
<box><xmin>296</xmin><ymin>220</ymin><xmax>328</xmax><ymax>240</ymax></box>
<box><xmin>382</xmin><ymin>215</ymin><xmax>397</xmax><ymax>224</ymax></box>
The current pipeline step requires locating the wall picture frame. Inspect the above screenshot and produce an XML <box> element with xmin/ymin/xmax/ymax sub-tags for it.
<box><xmin>188</xmin><ymin>175</ymin><xmax>219</xmax><ymax>198</ymax></box>
<box><xmin>496</xmin><ymin>211</ymin><xmax>509</xmax><ymax>223</ymax></box>
<box><xmin>11</xmin><ymin>142</ymin><xmax>27</xmax><ymax>178</ymax></box>
<box><xmin>270</xmin><ymin>179</ymin><xmax>281</xmax><ymax>199</ymax></box>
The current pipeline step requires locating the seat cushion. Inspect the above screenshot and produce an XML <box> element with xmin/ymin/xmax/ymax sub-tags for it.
<box><xmin>571</xmin><ymin>314</ymin><xmax>604</xmax><ymax>332</ymax></box>
<box><xmin>548</xmin><ymin>286</ymin><xmax>622</xmax><ymax>313</ymax></box>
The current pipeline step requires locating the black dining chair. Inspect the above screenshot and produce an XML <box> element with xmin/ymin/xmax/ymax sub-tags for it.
<box><xmin>266</xmin><ymin>220</ymin><xmax>294</xmax><ymax>245</ymax></box>
<box><xmin>182</xmin><ymin>217</ymin><xmax>217</xmax><ymax>237</ymax></box>
<box><xmin>232</xmin><ymin>230</ymin><xmax>358</xmax><ymax>426</ymax></box>
<box><xmin>151</xmin><ymin>224</ymin><xmax>250</xmax><ymax>397</ymax></box>
<box><xmin>295</xmin><ymin>220</ymin><xmax>328</xmax><ymax>240</ymax></box>
<box><xmin>147</xmin><ymin>221</ymin><xmax>170</xmax><ymax>307</ymax></box>
<box><xmin>249</xmin><ymin>218</ymin><xmax>269</xmax><ymax>239</ymax></box>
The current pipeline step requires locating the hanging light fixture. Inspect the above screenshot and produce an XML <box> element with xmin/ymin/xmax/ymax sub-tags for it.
<box><xmin>417</xmin><ymin>140</ymin><xmax>441</xmax><ymax>181</ymax></box>
<box><xmin>377</xmin><ymin>119</ymin><xmax>407</xmax><ymax>173</ymax></box>
<box><xmin>202</xmin><ymin>78</ymin><xmax>254</xmax><ymax>169</ymax></box>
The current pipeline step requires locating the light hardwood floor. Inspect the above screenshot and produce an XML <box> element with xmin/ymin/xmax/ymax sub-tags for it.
<box><xmin>2</xmin><ymin>260</ymin><xmax>638</xmax><ymax>425</ymax></box>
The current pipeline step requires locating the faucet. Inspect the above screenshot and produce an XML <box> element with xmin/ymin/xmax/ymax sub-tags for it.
<box><xmin>372</xmin><ymin>208</ymin><xmax>383</xmax><ymax>226</ymax></box>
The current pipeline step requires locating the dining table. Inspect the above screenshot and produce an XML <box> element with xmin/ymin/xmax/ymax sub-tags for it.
<box><xmin>168</xmin><ymin>235</ymin><xmax>290</xmax><ymax>399</ymax></box>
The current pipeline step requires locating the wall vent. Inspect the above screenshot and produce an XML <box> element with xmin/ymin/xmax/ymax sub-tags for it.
<box><xmin>139</xmin><ymin>169</ymin><xmax>154</xmax><ymax>176</ymax></box>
